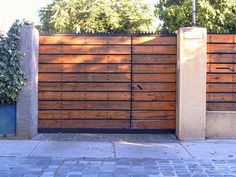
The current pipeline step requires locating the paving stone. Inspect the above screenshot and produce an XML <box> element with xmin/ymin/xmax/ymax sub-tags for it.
<box><xmin>0</xmin><ymin>156</ymin><xmax>236</xmax><ymax>177</ymax></box>
<box><xmin>148</xmin><ymin>175</ymin><xmax>162</xmax><ymax>177</ymax></box>
<box><xmin>24</xmin><ymin>175</ymin><xmax>39</xmax><ymax>177</ymax></box>
<box><xmin>97</xmin><ymin>172</ymin><xmax>113</xmax><ymax>177</ymax></box>
<box><xmin>131</xmin><ymin>175</ymin><xmax>148</xmax><ymax>177</ymax></box>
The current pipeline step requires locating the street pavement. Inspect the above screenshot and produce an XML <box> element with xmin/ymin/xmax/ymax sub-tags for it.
<box><xmin>0</xmin><ymin>134</ymin><xmax>236</xmax><ymax>177</ymax></box>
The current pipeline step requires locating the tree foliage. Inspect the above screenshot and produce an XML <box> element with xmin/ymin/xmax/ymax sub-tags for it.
<box><xmin>39</xmin><ymin>0</ymin><xmax>155</xmax><ymax>33</ymax></box>
<box><xmin>0</xmin><ymin>21</ymin><xmax>27</xmax><ymax>104</ymax></box>
<box><xmin>156</xmin><ymin>0</ymin><xmax>236</xmax><ymax>33</ymax></box>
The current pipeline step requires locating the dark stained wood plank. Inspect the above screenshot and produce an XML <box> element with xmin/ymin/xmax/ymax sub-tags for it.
<box><xmin>39</xmin><ymin>92</ymin><xmax>130</xmax><ymax>101</ymax></box>
<box><xmin>133</xmin><ymin>46</ymin><xmax>176</xmax><ymax>55</ymax></box>
<box><xmin>39</xmin><ymin>73</ymin><xmax>131</xmax><ymax>82</ymax></box>
<box><xmin>207</xmin><ymin>54</ymin><xmax>236</xmax><ymax>63</ymax></box>
<box><xmin>132</xmin><ymin>83</ymin><xmax>176</xmax><ymax>91</ymax></box>
<box><xmin>40</xmin><ymin>36</ymin><xmax>131</xmax><ymax>45</ymax></box>
<box><xmin>39</xmin><ymin>110</ymin><xmax>130</xmax><ymax>119</ymax></box>
<box><xmin>132</xmin><ymin>102</ymin><xmax>176</xmax><ymax>111</ymax></box>
<box><xmin>39</xmin><ymin>64</ymin><xmax>131</xmax><ymax>73</ymax></box>
<box><xmin>131</xmin><ymin>119</ymin><xmax>175</xmax><ymax>129</ymax></box>
<box><xmin>132</xmin><ymin>111</ymin><xmax>175</xmax><ymax>119</ymax></box>
<box><xmin>132</xmin><ymin>92</ymin><xmax>175</xmax><ymax>101</ymax></box>
<box><xmin>39</xmin><ymin>55</ymin><xmax>131</xmax><ymax>64</ymax></box>
<box><xmin>39</xmin><ymin>83</ymin><xmax>131</xmax><ymax>91</ymax></box>
<box><xmin>207</xmin><ymin>103</ymin><xmax>236</xmax><ymax>111</ymax></box>
<box><xmin>132</xmin><ymin>36</ymin><xmax>176</xmax><ymax>45</ymax></box>
<box><xmin>133</xmin><ymin>64</ymin><xmax>176</xmax><ymax>73</ymax></box>
<box><xmin>39</xmin><ymin>119</ymin><xmax>129</xmax><ymax>128</ymax></box>
<box><xmin>39</xmin><ymin>101</ymin><xmax>130</xmax><ymax>110</ymax></box>
<box><xmin>40</xmin><ymin>45</ymin><xmax>131</xmax><ymax>55</ymax></box>
<box><xmin>207</xmin><ymin>64</ymin><xmax>235</xmax><ymax>73</ymax></box>
<box><xmin>207</xmin><ymin>34</ymin><xmax>236</xmax><ymax>44</ymax></box>
<box><xmin>207</xmin><ymin>74</ymin><xmax>235</xmax><ymax>83</ymax></box>
<box><xmin>208</xmin><ymin>44</ymin><xmax>236</xmax><ymax>53</ymax></box>
<box><xmin>133</xmin><ymin>74</ymin><xmax>176</xmax><ymax>82</ymax></box>
<box><xmin>133</xmin><ymin>55</ymin><xmax>176</xmax><ymax>64</ymax></box>
<box><xmin>207</xmin><ymin>83</ymin><xmax>235</xmax><ymax>93</ymax></box>
<box><xmin>207</xmin><ymin>93</ymin><xmax>235</xmax><ymax>102</ymax></box>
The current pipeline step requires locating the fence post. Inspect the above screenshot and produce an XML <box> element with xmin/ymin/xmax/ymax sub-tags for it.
<box><xmin>16</xmin><ymin>25</ymin><xmax>39</xmax><ymax>138</ymax></box>
<box><xmin>176</xmin><ymin>27</ymin><xmax>207</xmax><ymax>140</ymax></box>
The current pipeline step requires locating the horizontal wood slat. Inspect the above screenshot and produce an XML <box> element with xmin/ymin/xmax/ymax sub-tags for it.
<box><xmin>40</xmin><ymin>36</ymin><xmax>131</xmax><ymax>45</ymax></box>
<box><xmin>208</xmin><ymin>34</ymin><xmax>236</xmax><ymax>44</ymax></box>
<box><xmin>132</xmin><ymin>111</ymin><xmax>175</xmax><ymax>119</ymax></box>
<box><xmin>132</xmin><ymin>102</ymin><xmax>176</xmax><ymax>111</ymax></box>
<box><xmin>207</xmin><ymin>64</ymin><xmax>235</xmax><ymax>73</ymax></box>
<box><xmin>131</xmin><ymin>120</ymin><xmax>175</xmax><ymax>129</ymax></box>
<box><xmin>133</xmin><ymin>55</ymin><xmax>176</xmax><ymax>64</ymax></box>
<box><xmin>132</xmin><ymin>83</ymin><xmax>176</xmax><ymax>91</ymax></box>
<box><xmin>207</xmin><ymin>74</ymin><xmax>235</xmax><ymax>83</ymax></box>
<box><xmin>133</xmin><ymin>65</ymin><xmax>176</xmax><ymax>73</ymax></box>
<box><xmin>39</xmin><ymin>83</ymin><xmax>131</xmax><ymax>91</ymax></box>
<box><xmin>39</xmin><ymin>55</ymin><xmax>131</xmax><ymax>64</ymax></box>
<box><xmin>207</xmin><ymin>93</ymin><xmax>235</xmax><ymax>102</ymax></box>
<box><xmin>133</xmin><ymin>46</ymin><xmax>176</xmax><ymax>55</ymax></box>
<box><xmin>132</xmin><ymin>92</ymin><xmax>175</xmax><ymax>101</ymax></box>
<box><xmin>39</xmin><ymin>92</ymin><xmax>131</xmax><ymax>101</ymax></box>
<box><xmin>39</xmin><ymin>119</ymin><xmax>129</xmax><ymax>128</ymax></box>
<box><xmin>207</xmin><ymin>84</ymin><xmax>235</xmax><ymax>93</ymax></box>
<box><xmin>40</xmin><ymin>45</ymin><xmax>131</xmax><ymax>55</ymax></box>
<box><xmin>208</xmin><ymin>44</ymin><xmax>236</xmax><ymax>53</ymax></box>
<box><xmin>207</xmin><ymin>54</ymin><xmax>236</xmax><ymax>63</ymax></box>
<box><xmin>133</xmin><ymin>74</ymin><xmax>176</xmax><ymax>82</ymax></box>
<box><xmin>39</xmin><ymin>64</ymin><xmax>131</xmax><ymax>73</ymax></box>
<box><xmin>132</xmin><ymin>111</ymin><xmax>175</xmax><ymax>120</ymax></box>
<box><xmin>39</xmin><ymin>110</ymin><xmax>129</xmax><ymax>119</ymax></box>
<box><xmin>132</xmin><ymin>36</ymin><xmax>176</xmax><ymax>45</ymax></box>
<box><xmin>39</xmin><ymin>73</ymin><xmax>131</xmax><ymax>82</ymax></box>
<box><xmin>207</xmin><ymin>103</ymin><xmax>236</xmax><ymax>111</ymax></box>
<box><xmin>39</xmin><ymin>101</ymin><xmax>130</xmax><ymax>110</ymax></box>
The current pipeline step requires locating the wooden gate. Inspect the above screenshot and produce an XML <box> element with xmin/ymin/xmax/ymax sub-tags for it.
<box><xmin>38</xmin><ymin>34</ymin><xmax>176</xmax><ymax>132</ymax></box>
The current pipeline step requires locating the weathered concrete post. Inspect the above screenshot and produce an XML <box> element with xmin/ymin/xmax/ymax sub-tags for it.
<box><xmin>176</xmin><ymin>27</ymin><xmax>207</xmax><ymax>140</ymax></box>
<box><xmin>17</xmin><ymin>25</ymin><xmax>39</xmax><ymax>138</ymax></box>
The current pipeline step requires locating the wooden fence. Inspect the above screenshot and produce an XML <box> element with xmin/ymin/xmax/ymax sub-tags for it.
<box><xmin>207</xmin><ymin>34</ymin><xmax>236</xmax><ymax>111</ymax></box>
<box><xmin>38</xmin><ymin>34</ymin><xmax>177</xmax><ymax>131</ymax></box>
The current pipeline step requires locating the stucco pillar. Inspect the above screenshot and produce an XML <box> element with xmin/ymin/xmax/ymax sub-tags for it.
<box><xmin>176</xmin><ymin>27</ymin><xmax>207</xmax><ymax>140</ymax></box>
<box><xmin>17</xmin><ymin>26</ymin><xmax>39</xmax><ymax>138</ymax></box>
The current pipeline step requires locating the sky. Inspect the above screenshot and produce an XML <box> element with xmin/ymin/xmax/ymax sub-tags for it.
<box><xmin>0</xmin><ymin>0</ymin><xmax>157</xmax><ymax>33</ymax></box>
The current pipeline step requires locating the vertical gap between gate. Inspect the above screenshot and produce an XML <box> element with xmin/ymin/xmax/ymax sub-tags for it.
<box><xmin>129</xmin><ymin>36</ymin><xmax>133</xmax><ymax>129</ymax></box>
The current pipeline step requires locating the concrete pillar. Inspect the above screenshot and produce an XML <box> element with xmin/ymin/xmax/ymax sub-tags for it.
<box><xmin>176</xmin><ymin>27</ymin><xmax>207</xmax><ymax>140</ymax></box>
<box><xmin>17</xmin><ymin>26</ymin><xmax>39</xmax><ymax>138</ymax></box>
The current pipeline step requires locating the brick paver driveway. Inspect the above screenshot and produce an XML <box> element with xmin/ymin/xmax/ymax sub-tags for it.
<box><xmin>0</xmin><ymin>157</ymin><xmax>236</xmax><ymax>177</ymax></box>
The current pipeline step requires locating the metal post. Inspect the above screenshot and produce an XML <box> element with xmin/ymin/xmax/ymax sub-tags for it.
<box><xmin>192</xmin><ymin>0</ymin><xmax>196</xmax><ymax>26</ymax></box>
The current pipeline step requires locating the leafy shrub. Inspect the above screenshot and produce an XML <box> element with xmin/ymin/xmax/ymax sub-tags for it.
<box><xmin>39</xmin><ymin>0</ymin><xmax>155</xmax><ymax>33</ymax></box>
<box><xmin>0</xmin><ymin>21</ymin><xmax>27</xmax><ymax>104</ymax></box>
<box><xmin>156</xmin><ymin>0</ymin><xmax>236</xmax><ymax>33</ymax></box>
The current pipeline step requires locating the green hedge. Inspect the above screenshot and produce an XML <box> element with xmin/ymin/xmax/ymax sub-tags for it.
<box><xmin>0</xmin><ymin>21</ymin><xmax>27</xmax><ymax>104</ymax></box>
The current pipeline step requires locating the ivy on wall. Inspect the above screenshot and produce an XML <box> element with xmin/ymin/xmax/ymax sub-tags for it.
<box><xmin>0</xmin><ymin>21</ymin><xmax>27</xmax><ymax>104</ymax></box>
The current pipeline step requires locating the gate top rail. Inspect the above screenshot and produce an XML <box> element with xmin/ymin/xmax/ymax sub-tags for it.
<box><xmin>39</xmin><ymin>33</ymin><xmax>177</xmax><ymax>37</ymax></box>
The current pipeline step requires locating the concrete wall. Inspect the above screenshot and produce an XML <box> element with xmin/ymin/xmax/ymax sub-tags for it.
<box><xmin>17</xmin><ymin>26</ymin><xmax>39</xmax><ymax>138</ymax></box>
<box><xmin>206</xmin><ymin>111</ymin><xmax>236</xmax><ymax>138</ymax></box>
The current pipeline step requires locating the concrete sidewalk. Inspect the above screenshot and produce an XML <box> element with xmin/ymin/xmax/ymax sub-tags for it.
<box><xmin>0</xmin><ymin>138</ymin><xmax>236</xmax><ymax>160</ymax></box>
<box><xmin>1</xmin><ymin>135</ymin><xmax>236</xmax><ymax>177</ymax></box>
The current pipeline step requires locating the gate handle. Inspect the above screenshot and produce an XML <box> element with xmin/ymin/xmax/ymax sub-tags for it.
<box><xmin>137</xmin><ymin>84</ymin><xmax>143</xmax><ymax>90</ymax></box>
